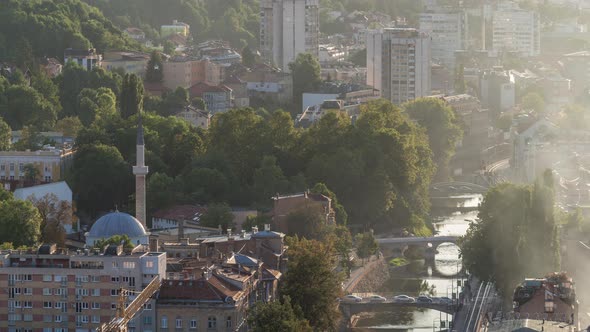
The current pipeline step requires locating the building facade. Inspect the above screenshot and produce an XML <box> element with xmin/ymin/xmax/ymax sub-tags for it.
<box><xmin>419</xmin><ymin>8</ymin><xmax>467</xmax><ymax>69</ymax></box>
<box><xmin>492</xmin><ymin>2</ymin><xmax>540</xmax><ymax>57</ymax></box>
<box><xmin>101</xmin><ymin>52</ymin><xmax>150</xmax><ymax>78</ymax></box>
<box><xmin>0</xmin><ymin>148</ymin><xmax>73</xmax><ymax>183</ymax></box>
<box><xmin>64</xmin><ymin>48</ymin><xmax>102</xmax><ymax>71</ymax></box>
<box><xmin>367</xmin><ymin>28</ymin><xmax>432</xmax><ymax>104</ymax></box>
<box><xmin>174</xmin><ymin>107</ymin><xmax>211</xmax><ymax>130</ymax></box>
<box><xmin>260</xmin><ymin>0</ymin><xmax>320</xmax><ymax>72</ymax></box>
<box><xmin>189</xmin><ymin>82</ymin><xmax>233</xmax><ymax>114</ymax></box>
<box><xmin>0</xmin><ymin>244</ymin><xmax>166</xmax><ymax>332</ymax></box>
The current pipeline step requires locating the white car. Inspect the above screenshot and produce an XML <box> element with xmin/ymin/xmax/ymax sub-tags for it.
<box><xmin>393</xmin><ymin>295</ymin><xmax>416</xmax><ymax>303</ymax></box>
<box><xmin>340</xmin><ymin>295</ymin><xmax>362</xmax><ymax>303</ymax></box>
<box><xmin>367</xmin><ymin>295</ymin><xmax>387</xmax><ymax>302</ymax></box>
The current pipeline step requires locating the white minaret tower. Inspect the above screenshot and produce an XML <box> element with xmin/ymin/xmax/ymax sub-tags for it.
<box><xmin>132</xmin><ymin>112</ymin><xmax>148</xmax><ymax>228</ymax></box>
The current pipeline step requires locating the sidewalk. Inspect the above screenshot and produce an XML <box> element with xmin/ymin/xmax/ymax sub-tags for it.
<box><xmin>343</xmin><ymin>255</ymin><xmax>382</xmax><ymax>293</ymax></box>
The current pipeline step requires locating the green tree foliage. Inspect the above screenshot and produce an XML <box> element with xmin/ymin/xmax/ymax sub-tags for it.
<box><xmin>163</xmin><ymin>40</ymin><xmax>175</xmax><ymax>55</ymax></box>
<box><xmin>247</xmin><ymin>296</ymin><xmax>312</xmax><ymax>332</ymax></box>
<box><xmin>23</xmin><ymin>164</ymin><xmax>41</xmax><ymax>184</ymax></box>
<box><xmin>55</xmin><ymin>116</ymin><xmax>83</xmax><ymax>138</ymax></box>
<box><xmin>348</xmin><ymin>48</ymin><xmax>367</xmax><ymax>66</ymax></box>
<box><xmin>242</xmin><ymin>214</ymin><xmax>272</xmax><ymax>232</ymax></box>
<box><xmin>92</xmin><ymin>234</ymin><xmax>135</xmax><ymax>250</ymax></box>
<box><xmin>289</xmin><ymin>53</ymin><xmax>322</xmax><ymax>106</ymax></box>
<box><xmin>521</xmin><ymin>92</ymin><xmax>546</xmax><ymax>113</ymax></box>
<box><xmin>0</xmin><ymin>188</ymin><xmax>41</xmax><ymax>247</ymax></box>
<box><xmin>146</xmin><ymin>51</ymin><xmax>164</xmax><ymax>83</ymax></box>
<box><xmin>0</xmin><ymin>0</ymin><xmax>137</xmax><ymax>60</ymax></box>
<box><xmin>199</xmin><ymin>202</ymin><xmax>234</xmax><ymax>230</ymax></box>
<box><xmin>120</xmin><ymin>73</ymin><xmax>144</xmax><ymax>119</ymax></box>
<box><xmin>286</xmin><ymin>205</ymin><xmax>327</xmax><ymax>239</ymax></box>
<box><xmin>454</xmin><ymin>65</ymin><xmax>466</xmax><ymax>94</ymax></box>
<box><xmin>76</xmin><ymin>88</ymin><xmax>117</xmax><ymax>125</ymax></box>
<box><xmin>241</xmin><ymin>46</ymin><xmax>256</xmax><ymax>68</ymax></box>
<box><xmin>311</xmin><ymin>182</ymin><xmax>348</xmax><ymax>224</ymax></box>
<box><xmin>30</xmin><ymin>193</ymin><xmax>71</xmax><ymax>247</ymax></box>
<box><xmin>496</xmin><ymin>113</ymin><xmax>513</xmax><ymax>132</ymax></box>
<box><xmin>403</xmin><ymin>97</ymin><xmax>463</xmax><ymax>181</ymax></box>
<box><xmin>147</xmin><ymin>172</ymin><xmax>179</xmax><ymax>214</ymax></box>
<box><xmin>355</xmin><ymin>231</ymin><xmax>378</xmax><ymax>262</ymax></box>
<box><xmin>460</xmin><ymin>171</ymin><xmax>560</xmax><ymax>296</ymax></box>
<box><xmin>0</xmin><ymin>117</ymin><xmax>11</xmax><ymax>150</ymax></box>
<box><xmin>159</xmin><ymin>87</ymin><xmax>190</xmax><ymax>116</ymax></box>
<box><xmin>68</xmin><ymin>144</ymin><xmax>133</xmax><ymax>217</ymax></box>
<box><xmin>0</xmin><ymin>85</ymin><xmax>57</xmax><ymax>130</ymax></box>
<box><xmin>13</xmin><ymin>125</ymin><xmax>43</xmax><ymax>151</ymax></box>
<box><xmin>253</xmin><ymin>156</ymin><xmax>290</xmax><ymax>206</ymax></box>
<box><xmin>191</xmin><ymin>97</ymin><xmax>207</xmax><ymax>110</ymax></box>
<box><xmin>281</xmin><ymin>237</ymin><xmax>342</xmax><ymax>331</ymax></box>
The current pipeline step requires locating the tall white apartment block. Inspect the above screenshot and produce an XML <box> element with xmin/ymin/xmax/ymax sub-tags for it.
<box><xmin>260</xmin><ymin>0</ymin><xmax>320</xmax><ymax>72</ymax></box>
<box><xmin>366</xmin><ymin>28</ymin><xmax>432</xmax><ymax>105</ymax></box>
<box><xmin>492</xmin><ymin>2</ymin><xmax>540</xmax><ymax>57</ymax></box>
<box><xmin>419</xmin><ymin>8</ymin><xmax>467</xmax><ymax>69</ymax></box>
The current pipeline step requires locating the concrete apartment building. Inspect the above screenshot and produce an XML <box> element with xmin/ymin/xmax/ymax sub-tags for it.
<box><xmin>162</xmin><ymin>58</ymin><xmax>221</xmax><ymax>90</ymax></box>
<box><xmin>0</xmin><ymin>244</ymin><xmax>166</xmax><ymax>332</ymax></box>
<box><xmin>419</xmin><ymin>7</ymin><xmax>467</xmax><ymax>69</ymax></box>
<box><xmin>260</xmin><ymin>0</ymin><xmax>320</xmax><ymax>72</ymax></box>
<box><xmin>0</xmin><ymin>147</ymin><xmax>73</xmax><ymax>183</ymax></box>
<box><xmin>492</xmin><ymin>2</ymin><xmax>540</xmax><ymax>57</ymax></box>
<box><xmin>367</xmin><ymin>28</ymin><xmax>432</xmax><ymax>105</ymax></box>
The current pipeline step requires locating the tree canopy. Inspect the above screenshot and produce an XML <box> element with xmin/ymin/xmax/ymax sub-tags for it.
<box><xmin>247</xmin><ymin>296</ymin><xmax>312</xmax><ymax>332</ymax></box>
<box><xmin>289</xmin><ymin>53</ymin><xmax>322</xmax><ymax>107</ymax></box>
<box><xmin>0</xmin><ymin>188</ymin><xmax>42</xmax><ymax>247</ymax></box>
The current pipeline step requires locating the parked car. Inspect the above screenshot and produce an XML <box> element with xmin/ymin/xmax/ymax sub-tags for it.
<box><xmin>340</xmin><ymin>295</ymin><xmax>362</xmax><ymax>303</ymax></box>
<box><xmin>393</xmin><ymin>295</ymin><xmax>416</xmax><ymax>303</ymax></box>
<box><xmin>417</xmin><ymin>295</ymin><xmax>433</xmax><ymax>303</ymax></box>
<box><xmin>436</xmin><ymin>296</ymin><xmax>453</xmax><ymax>304</ymax></box>
<box><xmin>367</xmin><ymin>295</ymin><xmax>387</xmax><ymax>302</ymax></box>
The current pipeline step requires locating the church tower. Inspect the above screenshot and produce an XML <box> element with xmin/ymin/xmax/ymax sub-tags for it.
<box><xmin>132</xmin><ymin>112</ymin><xmax>148</xmax><ymax>228</ymax></box>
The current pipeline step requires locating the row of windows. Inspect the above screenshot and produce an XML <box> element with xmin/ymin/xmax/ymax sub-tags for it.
<box><xmin>160</xmin><ymin>316</ymin><xmax>232</xmax><ymax>329</ymax></box>
<box><xmin>0</xmin><ymin>164</ymin><xmax>53</xmax><ymax>172</ymax></box>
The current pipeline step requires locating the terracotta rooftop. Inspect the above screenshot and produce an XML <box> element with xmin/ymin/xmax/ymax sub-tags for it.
<box><xmin>159</xmin><ymin>274</ymin><xmax>241</xmax><ymax>301</ymax></box>
<box><xmin>152</xmin><ymin>205</ymin><xmax>207</xmax><ymax>222</ymax></box>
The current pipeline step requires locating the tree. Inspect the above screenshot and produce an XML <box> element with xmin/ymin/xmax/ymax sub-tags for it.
<box><xmin>242</xmin><ymin>214</ymin><xmax>272</xmax><ymax>232</ymax></box>
<box><xmin>120</xmin><ymin>73</ymin><xmax>144</xmax><ymax>119</ymax></box>
<box><xmin>285</xmin><ymin>206</ymin><xmax>327</xmax><ymax>239</ymax></box>
<box><xmin>521</xmin><ymin>92</ymin><xmax>545</xmax><ymax>113</ymax></box>
<box><xmin>55</xmin><ymin>116</ymin><xmax>83</xmax><ymax>138</ymax></box>
<box><xmin>281</xmin><ymin>237</ymin><xmax>342</xmax><ymax>331</ymax></box>
<box><xmin>311</xmin><ymin>182</ymin><xmax>348</xmax><ymax>224</ymax></box>
<box><xmin>496</xmin><ymin>113</ymin><xmax>513</xmax><ymax>132</ymax></box>
<box><xmin>247</xmin><ymin>297</ymin><xmax>312</xmax><ymax>332</ymax></box>
<box><xmin>241</xmin><ymin>46</ymin><xmax>256</xmax><ymax>68</ymax></box>
<box><xmin>403</xmin><ymin>97</ymin><xmax>463</xmax><ymax>181</ymax></box>
<box><xmin>191</xmin><ymin>97</ymin><xmax>207</xmax><ymax>110</ymax></box>
<box><xmin>30</xmin><ymin>193</ymin><xmax>71</xmax><ymax>247</ymax></box>
<box><xmin>0</xmin><ymin>117</ymin><xmax>11</xmax><ymax>150</ymax></box>
<box><xmin>289</xmin><ymin>53</ymin><xmax>322</xmax><ymax>106</ymax></box>
<box><xmin>355</xmin><ymin>231</ymin><xmax>378</xmax><ymax>263</ymax></box>
<box><xmin>146</xmin><ymin>51</ymin><xmax>164</xmax><ymax>83</ymax></box>
<box><xmin>163</xmin><ymin>40</ymin><xmax>176</xmax><ymax>55</ymax></box>
<box><xmin>0</xmin><ymin>197</ymin><xmax>42</xmax><ymax>247</ymax></box>
<box><xmin>23</xmin><ymin>164</ymin><xmax>40</xmax><ymax>184</ymax></box>
<box><xmin>1</xmin><ymin>85</ymin><xmax>57</xmax><ymax>130</ymax></box>
<box><xmin>93</xmin><ymin>234</ymin><xmax>135</xmax><ymax>250</ymax></box>
<box><xmin>349</xmin><ymin>48</ymin><xmax>367</xmax><ymax>66</ymax></box>
<box><xmin>76</xmin><ymin>88</ymin><xmax>117</xmax><ymax>125</ymax></box>
<box><xmin>68</xmin><ymin>144</ymin><xmax>133</xmax><ymax>217</ymax></box>
<box><xmin>146</xmin><ymin>172</ymin><xmax>179</xmax><ymax>213</ymax></box>
<box><xmin>252</xmin><ymin>156</ymin><xmax>289</xmax><ymax>206</ymax></box>
<box><xmin>13</xmin><ymin>125</ymin><xmax>43</xmax><ymax>151</ymax></box>
<box><xmin>199</xmin><ymin>203</ymin><xmax>235</xmax><ymax>230</ymax></box>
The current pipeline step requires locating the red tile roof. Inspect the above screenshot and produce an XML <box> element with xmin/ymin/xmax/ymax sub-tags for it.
<box><xmin>152</xmin><ymin>205</ymin><xmax>207</xmax><ymax>222</ymax></box>
<box><xmin>159</xmin><ymin>275</ymin><xmax>241</xmax><ymax>301</ymax></box>
<box><xmin>189</xmin><ymin>82</ymin><xmax>232</xmax><ymax>97</ymax></box>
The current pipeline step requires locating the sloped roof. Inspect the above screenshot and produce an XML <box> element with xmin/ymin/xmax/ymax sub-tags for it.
<box><xmin>159</xmin><ymin>275</ymin><xmax>241</xmax><ymax>301</ymax></box>
<box><xmin>152</xmin><ymin>205</ymin><xmax>207</xmax><ymax>222</ymax></box>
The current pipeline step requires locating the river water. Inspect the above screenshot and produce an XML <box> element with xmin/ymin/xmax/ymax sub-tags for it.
<box><xmin>355</xmin><ymin>194</ymin><xmax>482</xmax><ymax>331</ymax></box>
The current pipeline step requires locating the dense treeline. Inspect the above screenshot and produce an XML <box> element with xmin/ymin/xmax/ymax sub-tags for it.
<box><xmin>0</xmin><ymin>0</ymin><xmax>138</xmax><ymax>63</ymax></box>
<box><xmin>460</xmin><ymin>170</ymin><xmax>561</xmax><ymax>297</ymax></box>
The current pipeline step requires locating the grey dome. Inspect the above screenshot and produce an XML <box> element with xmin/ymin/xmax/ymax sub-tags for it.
<box><xmin>88</xmin><ymin>212</ymin><xmax>147</xmax><ymax>238</ymax></box>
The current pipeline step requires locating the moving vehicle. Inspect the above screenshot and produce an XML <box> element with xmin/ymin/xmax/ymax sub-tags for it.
<box><xmin>393</xmin><ymin>295</ymin><xmax>416</xmax><ymax>303</ymax></box>
<box><xmin>417</xmin><ymin>295</ymin><xmax>433</xmax><ymax>303</ymax></box>
<box><xmin>367</xmin><ymin>295</ymin><xmax>387</xmax><ymax>302</ymax></box>
<box><xmin>340</xmin><ymin>295</ymin><xmax>362</xmax><ymax>303</ymax></box>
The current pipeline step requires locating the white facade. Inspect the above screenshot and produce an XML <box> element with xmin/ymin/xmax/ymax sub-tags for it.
<box><xmin>492</xmin><ymin>2</ymin><xmax>540</xmax><ymax>57</ymax></box>
<box><xmin>367</xmin><ymin>28</ymin><xmax>432</xmax><ymax>104</ymax></box>
<box><xmin>419</xmin><ymin>9</ymin><xmax>467</xmax><ymax>69</ymax></box>
<box><xmin>260</xmin><ymin>0</ymin><xmax>320</xmax><ymax>72</ymax></box>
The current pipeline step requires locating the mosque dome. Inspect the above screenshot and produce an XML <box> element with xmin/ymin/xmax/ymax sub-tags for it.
<box><xmin>87</xmin><ymin>211</ymin><xmax>147</xmax><ymax>239</ymax></box>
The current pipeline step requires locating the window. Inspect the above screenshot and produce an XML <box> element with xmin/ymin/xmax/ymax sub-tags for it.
<box><xmin>92</xmin><ymin>302</ymin><xmax>100</xmax><ymax>309</ymax></box>
<box><xmin>111</xmin><ymin>289</ymin><xmax>121</xmax><ymax>296</ymax></box>
<box><xmin>43</xmin><ymin>301</ymin><xmax>52</xmax><ymax>308</ymax></box>
<box><xmin>23</xmin><ymin>301</ymin><xmax>32</xmax><ymax>308</ymax></box>
<box><xmin>208</xmin><ymin>316</ymin><xmax>216</xmax><ymax>328</ymax></box>
<box><xmin>226</xmin><ymin>316</ymin><xmax>232</xmax><ymax>328</ymax></box>
<box><xmin>10</xmin><ymin>163</ymin><xmax>14</xmax><ymax>171</ymax></box>
<box><xmin>176</xmin><ymin>317</ymin><xmax>182</xmax><ymax>328</ymax></box>
<box><xmin>43</xmin><ymin>274</ymin><xmax>52</xmax><ymax>282</ymax></box>
<box><xmin>1</xmin><ymin>164</ymin><xmax>5</xmax><ymax>171</ymax></box>
<box><xmin>161</xmin><ymin>316</ymin><xmax>168</xmax><ymax>328</ymax></box>
<box><xmin>143</xmin><ymin>302</ymin><xmax>152</xmax><ymax>310</ymax></box>
<box><xmin>18</xmin><ymin>163</ymin><xmax>23</xmax><ymax>172</ymax></box>
<box><xmin>145</xmin><ymin>261</ymin><xmax>154</xmax><ymax>268</ymax></box>
<box><xmin>23</xmin><ymin>314</ymin><xmax>32</xmax><ymax>322</ymax></box>
<box><xmin>92</xmin><ymin>288</ymin><xmax>100</xmax><ymax>296</ymax></box>
<box><xmin>144</xmin><ymin>316</ymin><xmax>153</xmax><ymax>325</ymax></box>
<box><xmin>24</xmin><ymin>288</ymin><xmax>32</xmax><ymax>295</ymax></box>
<box><xmin>190</xmin><ymin>319</ymin><xmax>197</xmax><ymax>329</ymax></box>
<box><xmin>92</xmin><ymin>315</ymin><xmax>100</xmax><ymax>323</ymax></box>
<box><xmin>44</xmin><ymin>315</ymin><xmax>52</xmax><ymax>323</ymax></box>
<box><xmin>111</xmin><ymin>276</ymin><xmax>120</xmax><ymax>283</ymax></box>
<box><xmin>123</xmin><ymin>261</ymin><xmax>135</xmax><ymax>269</ymax></box>
<box><xmin>55</xmin><ymin>315</ymin><xmax>63</xmax><ymax>322</ymax></box>
<box><xmin>91</xmin><ymin>275</ymin><xmax>100</xmax><ymax>282</ymax></box>
<box><xmin>43</xmin><ymin>288</ymin><xmax>51</xmax><ymax>295</ymax></box>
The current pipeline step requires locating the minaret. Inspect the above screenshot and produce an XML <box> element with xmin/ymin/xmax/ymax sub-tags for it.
<box><xmin>132</xmin><ymin>112</ymin><xmax>149</xmax><ymax>228</ymax></box>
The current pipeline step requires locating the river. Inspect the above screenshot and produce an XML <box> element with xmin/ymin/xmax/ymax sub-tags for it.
<box><xmin>355</xmin><ymin>194</ymin><xmax>482</xmax><ymax>331</ymax></box>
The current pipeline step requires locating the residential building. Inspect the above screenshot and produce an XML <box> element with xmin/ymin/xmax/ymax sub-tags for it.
<box><xmin>101</xmin><ymin>51</ymin><xmax>150</xmax><ymax>78</ymax></box>
<box><xmin>40</xmin><ymin>57</ymin><xmax>63</xmax><ymax>78</ymax></box>
<box><xmin>419</xmin><ymin>7</ymin><xmax>468</xmax><ymax>69</ymax></box>
<box><xmin>271</xmin><ymin>191</ymin><xmax>335</xmax><ymax>234</ymax></box>
<box><xmin>64</xmin><ymin>48</ymin><xmax>102</xmax><ymax>71</ymax></box>
<box><xmin>13</xmin><ymin>181</ymin><xmax>76</xmax><ymax>234</ymax></box>
<box><xmin>561</xmin><ymin>51</ymin><xmax>590</xmax><ymax>96</ymax></box>
<box><xmin>175</xmin><ymin>107</ymin><xmax>212</xmax><ymax>130</ymax></box>
<box><xmin>480</xmin><ymin>67</ymin><xmax>515</xmax><ymax>116</ymax></box>
<box><xmin>160</xmin><ymin>20</ymin><xmax>190</xmax><ymax>38</ymax></box>
<box><xmin>10</xmin><ymin>131</ymin><xmax>74</xmax><ymax>148</ymax></box>
<box><xmin>0</xmin><ymin>147</ymin><xmax>73</xmax><ymax>183</ymax></box>
<box><xmin>260</xmin><ymin>0</ymin><xmax>320</xmax><ymax>72</ymax></box>
<box><xmin>162</xmin><ymin>58</ymin><xmax>222</xmax><ymax>90</ymax></box>
<box><xmin>492</xmin><ymin>2</ymin><xmax>540</xmax><ymax>57</ymax></box>
<box><xmin>366</xmin><ymin>28</ymin><xmax>432</xmax><ymax>104</ymax></box>
<box><xmin>0</xmin><ymin>244</ymin><xmax>166</xmax><ymax>331</ymax></box>
<box><xmin>188</xmin><ymin>82</ymin><xmax>233</xmax><ymax>114</ymax></box>
<box><xmin>240</xmin><ymin>68</ymin><xmax>293</xmax><ymax>103</ymax></box>
<box><xmin>223</xmin><ymin>76</ymin><xmax>250</xmax><ymax>108</ymax></box>
<box><xmin>152</xmin><ymin>205</ymin><xmax>208</xmax><ymax>230</ymax></box>
<box><xmin>319</xmin><ymin>44</ymin><xmax>347</xmax><ymax>64</ymax></box>
<box><xmin>321</xmin><ymin>65</ymin><xmax>367</xmax><ymax>84</ymax></box>
<box><xmin>513</xmin><ymin>273</ymin><xmax>576</xmax><ymax>323</ymax></box>
<box><xmin>124</xmin><ymin>27</ymin><xmax>146</xmax><ymax>41</ymax></box>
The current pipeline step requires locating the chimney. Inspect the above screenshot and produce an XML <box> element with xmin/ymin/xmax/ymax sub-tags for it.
<box><xmin>264</xmin><ymin>224</ymin><xmax>270</xmax><ymax>232</ymax></box>
<box><xmin>149</xmin><ymin>237</ymin><xmax>159</xmax><ymax>252</ymax></box>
